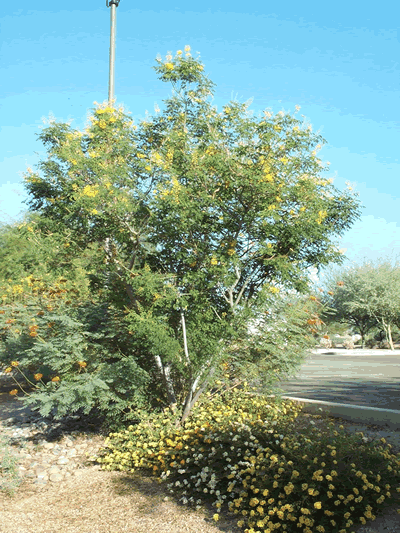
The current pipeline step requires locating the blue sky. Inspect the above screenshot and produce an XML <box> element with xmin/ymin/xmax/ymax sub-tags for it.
<box><xmin>1</xmin><ymin>0</ymin><xmax>399</xmax><ymax>271</ymax></box>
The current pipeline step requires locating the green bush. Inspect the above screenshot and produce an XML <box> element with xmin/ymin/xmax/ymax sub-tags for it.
<box><xmin>0</xmin><ymin>280</ymin><xmax>151</xmax><ymax>426</ymax></box>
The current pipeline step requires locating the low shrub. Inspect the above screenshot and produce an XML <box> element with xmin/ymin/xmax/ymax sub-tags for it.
<box><xmin>95</xmin><ymin>387</ymin><xmax>400</xmax><ymax>533</ymax></box>
<box><xmin>0</xmin><ymin>434</ymin><xmax>24</xmax><ymax>498</ymax></box>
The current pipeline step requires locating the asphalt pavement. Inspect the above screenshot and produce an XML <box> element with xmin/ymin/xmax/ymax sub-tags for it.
<box><xmin>275</xmin><ymin>349</ymin><xmax>400</xmax><ymax>411</ymax></box>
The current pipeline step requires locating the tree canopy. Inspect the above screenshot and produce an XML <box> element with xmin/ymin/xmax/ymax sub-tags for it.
<box><xmin>1</xmin><ymin>48</ymin><xmax>361</xmax><ymax>427</ymax></box>
<box><xmin>323</xmin><ymin>258</ymin><xmax>400</xmax><ymax>349</ymax></box>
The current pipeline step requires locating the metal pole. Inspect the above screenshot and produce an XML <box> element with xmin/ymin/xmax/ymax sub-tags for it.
<box><xmin>107</xmin><ymin>1</ymin><xmax>120</xmax><ymax>105</ymax></box>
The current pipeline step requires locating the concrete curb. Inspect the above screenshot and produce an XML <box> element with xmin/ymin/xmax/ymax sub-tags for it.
<box><xmin>266</xmin><ymin>394</ymin><xmax>400</xmax><ymax>429</ymax></box>
<box><xmin>311</xmin><ymin>348</ymin><xmax>400</xmax><ymax>356</ymax></box>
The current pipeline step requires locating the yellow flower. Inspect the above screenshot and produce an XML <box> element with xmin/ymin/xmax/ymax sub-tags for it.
<box><xmin>34</xmin><ymin>373</ymin><xmax>43</xmax><ymax>381</ymax></box>
<box><xmin>11</xmin><ymin>361</ymin><xmax>19</xmax><ymax>367</ymax></box>
<box><xmin>78</xmin><ymin>361</ymin><xmax>87</xmax><ymax>368</ymax></box>
<box><xmin>177</xmin><ymin>50</ymin><xmax>183</xmax><ymax>55</ymax></box>
<box><xmin>284</xmin><ymin>483</ymin><xmax>294</xmax><ymax>494</ymax></box>
<box><xmin>4</xmin><ymin>367</ymin><xmax>12</xmax><ymax>373</ymax></box>
<box><xmin>210</xmin><ymin>257</ymin><xmax>218</xmax><ymax>265</ymax></box>
<box><xmin>212</xmin><ymin>514</ymin><xmax>219</xmax><ymax>521</ymax></box>
<box><xmin>51</xmin><ymin>376</ymin><xmax>60</xmax><ymax>382</ymax></box>
<box><xmin>314</xmin><ymin>502</ymin><xmax>322</xmax><ymax>509</ymax></box>
<box><xmin>262</xmin><ymin>172</ymin><xmax>273</xmax><ymax>182</ymax></box>
<box><xmin>165</xmin><ymin>63</ymin><xmax>174</xmax><ymax>70</ymax></box>
<box><xmin>184</xmin><ymin>45</ymin><xmax>191</xmax><ymax>52</ymax></box>
<box><xmin>316</xmin><ymin>210</ymin><xmax>328</xmax><ymax>224</ymax></box>
<box><xmin>82</xmin><ymin>185</ymin><xmax>99</xmax><ymax>198</ymax></box>
<box><xmin>91</xmin><ymin>209</ymin><xmax>98</xmax><ymax>215</ymax></box>
<box><xmin>9</xmin><ymin>389</ymin><xmax>18</xmax><ymax>396</ymax></box>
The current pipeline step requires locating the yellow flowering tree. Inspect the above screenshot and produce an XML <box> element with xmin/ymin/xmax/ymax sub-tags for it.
<box><xmin>5</xmin><ymin>48</ymin><xmax>361</xmax><ymax>428</ymax></box>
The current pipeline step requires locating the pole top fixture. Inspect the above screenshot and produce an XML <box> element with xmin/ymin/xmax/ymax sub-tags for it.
<box><xmin>106</xmin><ymin>0</ymin><xmax>120</xmax><ymax>7</ymax></box>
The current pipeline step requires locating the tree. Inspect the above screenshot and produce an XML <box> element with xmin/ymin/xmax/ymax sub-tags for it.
<box><xmin>323</xmin><ymin>259</ymin><xmax>400</xmax><ymax>349</ymax></box>
<box><xmin>322</xmin><ymin>270</ymin><xmax>377</xmax><ymax>348</ymax></box>
<box><xmin>3</xmin><ymin>47</ymin><xmax>361</xmax><ymax>428</ymax></box>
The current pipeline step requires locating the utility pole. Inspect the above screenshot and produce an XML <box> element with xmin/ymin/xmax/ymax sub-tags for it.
<box><xmin>106</xmin><ymin>0</ymin><xmax>121</xmax><ymax>105</ymax></box>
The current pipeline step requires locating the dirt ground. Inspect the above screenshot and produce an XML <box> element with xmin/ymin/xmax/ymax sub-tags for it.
<box><xmin>1</xmin><ymin>374</ymin><xmax>400</xmax><ymax>533</ymax></box>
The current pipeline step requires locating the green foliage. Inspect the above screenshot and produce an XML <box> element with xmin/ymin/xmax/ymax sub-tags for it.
<box><xmin>0</xmin><ymin>433</ymin><xmax>24</xmax><ymax>498</ymax></box>
<box><xmin>323</xmin><ymin>258</ymin><xmax>400</xmax><ymax>349</ymax></box>
<box><xmin>0</xmin><ymin>290</ymin><xmax>151</xmax><ymax>425</ymax></box>
<box><xmin>2</xmin><ymin>47</ymin><xmax>361</xmax><ymax>426</ymax></box>
<box><xmin>225</xmin><ymin>291</ymin><xmax>321</xmax><ymax>391</ymax></box>
<box><xmin>95</xmin><ymin>388</ymin><xmax>400</xmax><ymax>533</ymax></box>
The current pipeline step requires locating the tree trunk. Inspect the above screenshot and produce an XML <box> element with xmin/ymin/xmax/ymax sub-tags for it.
<box><xmin>153</xmin><ymin>355</ymin><xmax>177</xmax><ymax>411</ymax></box>
<box><xmin>179</xmin><ymin>365</ymin><xmax>216</xmax><ymax>427</ymax></box>
<box><xmin>382</xmin><ymin>320</ymin><xmax>394</xmax><ymax>350</ymax></box>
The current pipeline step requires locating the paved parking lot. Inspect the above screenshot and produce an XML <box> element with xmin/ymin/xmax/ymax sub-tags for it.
<box><xmin>275</xmin><ymin>350</ymin><xmax>400</xmax><ymax>411</ymax></box>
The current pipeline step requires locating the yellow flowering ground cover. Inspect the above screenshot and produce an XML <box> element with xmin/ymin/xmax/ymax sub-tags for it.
<box><xmin>95</xmin><ymin>387</ymin><xmax>400</xmax><ymax>533</ymax></box>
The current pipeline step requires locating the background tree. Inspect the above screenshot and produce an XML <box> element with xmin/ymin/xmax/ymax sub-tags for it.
<box><xmin>323</xmin><ymin>258</ymin><xmax>400</xmax><ymax>349</ymax></box>
<box><xmin>321</xmin><ymin>269</ymin><xmax>377</xmax><ymax>348</ymax></box>
<box><xmin>2</xmin><ymin>47</ymin><xmax>361</xmax><ymax>429</ymax></box>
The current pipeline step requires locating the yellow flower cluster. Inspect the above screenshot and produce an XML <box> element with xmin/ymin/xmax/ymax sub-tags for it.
<box><xmin>90</xmin><ymin>383</ymin><xmax>400</xmax><ymax>533</ymax></box>
<box><xmin>97</xmin><ymin>106</ymin><xmax>115</xmax><ymax>115</ymax></box>
<box><xmin>316</xmin><ymin>210</ymin><xmax>328</xmax><ymax>225</ymax></box>
<box><xmin>82</xmin><ymin>185</ymin><xmax>99</xmax><ymax>198</ymax></box>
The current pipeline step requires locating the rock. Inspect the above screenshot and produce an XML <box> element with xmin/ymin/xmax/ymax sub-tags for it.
<box><xmin>34</xmin><ymin>465</ymin><xmax>47</xmax><ymax>475</ymax></box>
<box><xmin>66</xmin><ymin>448</ymin><xmax>77</xmax><ymax>457</ymax></box>
<box><xmin>49</xmin><ymin>472</ymin><xmax>64</xmax><ymax>482</ymax></box>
